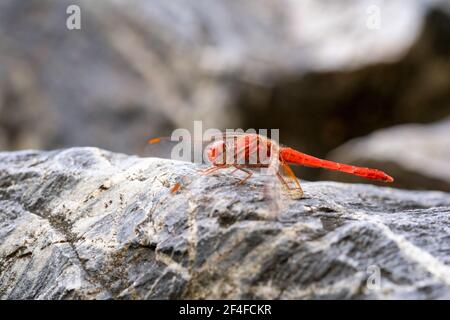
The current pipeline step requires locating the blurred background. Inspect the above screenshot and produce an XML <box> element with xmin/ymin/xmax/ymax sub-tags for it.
<box><xmin>0</xmin><ymin>0</ymin><xmax>449</xmax><ymax>191</ymax></box>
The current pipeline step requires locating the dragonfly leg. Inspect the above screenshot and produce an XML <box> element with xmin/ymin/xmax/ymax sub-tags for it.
<box><xmin>198</xmin><ymin>165</ymin><xmax>228</xmax><ymax>175</ymax></box>
<box><xmin>232</xmin><ymin>165</ymin><xmax>253</xmax><ymax>185</ymax></box>
<box><xmin>229</xmin><ymin>166</ymin><xmax>240</xmax><ymax>175</ymax></box>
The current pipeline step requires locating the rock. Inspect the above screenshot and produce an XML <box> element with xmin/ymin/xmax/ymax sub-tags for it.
<box><xmin>1</xmin><ymin>0</ymin><xmax>449</xmax><ymax>159</ymax></box>
<box><xmin>238</xmin><ymin>3</ymin><xmax>450</xmax><ymax>164</ymax></box>
<box><xmin>1</xmin><ymin>147</ymin><xmax>450</xmax><ymax>299</ymax></box>
<box><xmin>323</xmin><ymin>118</ymin><xmax>450</xmax><ymax>192</ymax></box>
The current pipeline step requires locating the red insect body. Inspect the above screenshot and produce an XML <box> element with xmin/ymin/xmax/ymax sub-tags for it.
<box><xmin>207</xmin><ymin>135</ymin><xmax>393</xmax><ymax>183</ymax></box>
<box><xmin>279</xmin><ymin>147</ymin><xmax>393</xmax><ymax>182</ymax></box>
<box><xmin>149</xmin><ymin>133</ymin><xmax>393</xmax><ymax>196</ymax></box>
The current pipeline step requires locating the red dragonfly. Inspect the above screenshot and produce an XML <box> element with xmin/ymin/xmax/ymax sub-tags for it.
<box><xmin>148</xmin><ymin>133</ymin><xmax>393</xmax><ymax>198</ymax></box>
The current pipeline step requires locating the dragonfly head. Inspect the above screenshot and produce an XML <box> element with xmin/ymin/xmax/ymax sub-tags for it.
<box><xmin>206</xmin><ymin>140</ymin><xmax>227</xmax><ymax>165</ymax></box>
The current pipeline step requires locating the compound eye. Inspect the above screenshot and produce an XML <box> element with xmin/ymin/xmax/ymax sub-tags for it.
<box><xmin>209</xmin><ymin>142</ymin><xmax>227</xmax><ymax>164</ymax></box>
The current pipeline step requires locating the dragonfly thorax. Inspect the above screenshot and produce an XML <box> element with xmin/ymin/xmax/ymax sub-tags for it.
<box><xmin>206</xmin><ymin>134</ymin><xmax>278</xmax><ymax>167</ymax></box>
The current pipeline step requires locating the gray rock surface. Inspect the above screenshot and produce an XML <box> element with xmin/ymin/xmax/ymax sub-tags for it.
<box><xmin>323</xmin><ymin>118</ymin><xmax>450</xmax><ymax>192</ymax></box>
<box><xmin>1</xmin><ymin>148</ymin><xmax>450</xmax><ymax>299</ymax></box>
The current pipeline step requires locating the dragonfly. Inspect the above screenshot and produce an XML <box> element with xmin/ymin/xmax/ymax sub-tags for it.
<box><xmin>147</xmin><ymin>132</ymin><xmax>393</xmax><ymax>199</ymax></box>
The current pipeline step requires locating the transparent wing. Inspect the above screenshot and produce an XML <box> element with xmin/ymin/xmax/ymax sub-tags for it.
<box><xmin>255</xmin><ymin>156</ymin><xmax>304</xmax><ymax>216</ymax></box>
<box><xmin>144</xmin><ymin>136</ymin><xmax>215</xmax><ymax>164</ymax></box>
<box><xmin>277</xmin><ymin>161</ymin><xmax>304</xmax><ymax>199</ymax></box>
<box><xmin>144</xmin><ymin>132</ymin><xmax>294</xmax><ymax>221</ymax></box>
<box><xmin>145</xmin><ymin>132</ymin><xmax>279</xmax><ymax>164</ymax></box>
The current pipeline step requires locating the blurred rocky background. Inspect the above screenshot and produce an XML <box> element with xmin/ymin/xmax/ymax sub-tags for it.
<box><xmin>0</xmin><ymin>0</ymin><xmax>449</xmax><ymax>191</ymax></box>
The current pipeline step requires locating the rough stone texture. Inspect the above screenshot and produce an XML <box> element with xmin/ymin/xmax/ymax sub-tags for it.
<box><xmin>1</xmin><ymin>0</ymin><xmax>449</xmax><ymax>161</ymax></box>
<box><xmin>1</xmin><ymin>148</ymin><xmax>450</xmax><ymax>299</ymax></box>
<box><xmin>323</xmin><ymin>118</ymin><xmax>450</xmax><ymax>192</ymax></box>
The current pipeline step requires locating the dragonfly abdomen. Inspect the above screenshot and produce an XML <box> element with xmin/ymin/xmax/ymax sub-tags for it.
<box><xmin>280</xmin><ymin>147</ymin><xmax>393</xmax><ymax>182</ymax></box>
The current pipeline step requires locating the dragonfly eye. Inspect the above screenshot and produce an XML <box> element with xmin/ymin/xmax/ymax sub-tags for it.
<box><xmin>207</xmin><ymin>146</ymin><xmax>218</xmax><ymax>162</ymax></box>
<box><xmin>207</xmin><ymin>142</ymin><xmax>227</xmax><ymax>164</ymax></box>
